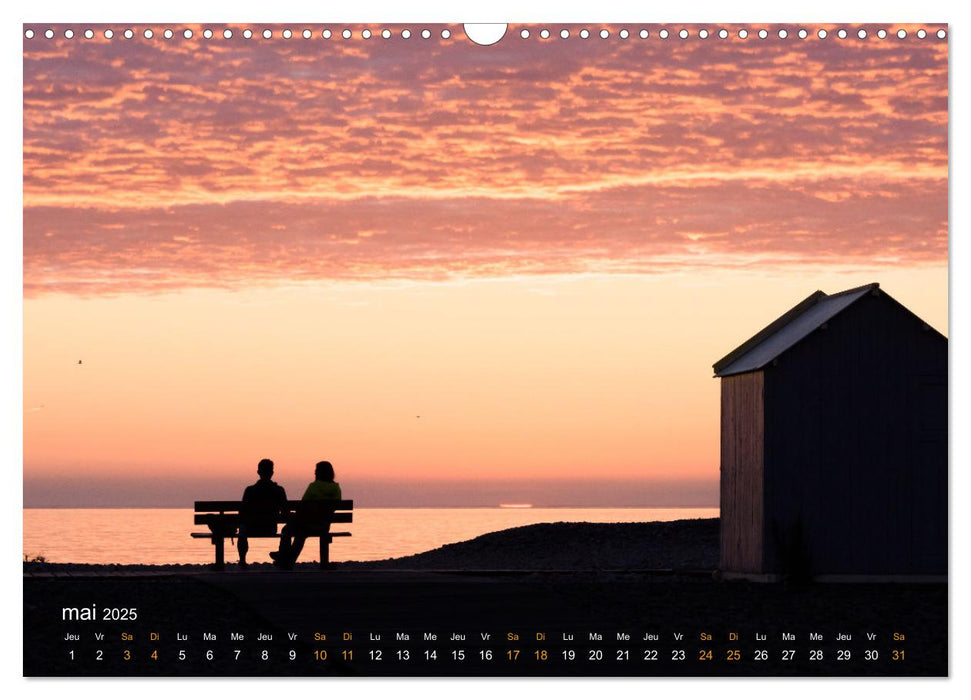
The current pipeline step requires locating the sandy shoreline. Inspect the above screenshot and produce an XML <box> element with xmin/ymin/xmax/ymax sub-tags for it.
<box><xmin>24</xmin><ymin>518</ymin><xmax>720</xmax><ymax>574</ymax></box>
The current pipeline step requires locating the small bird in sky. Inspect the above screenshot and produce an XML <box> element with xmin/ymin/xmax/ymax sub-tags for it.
<box><xmin>77</xmin><ymin>360</ymin><xmax>82</xmax><ymax>365</ymax></box>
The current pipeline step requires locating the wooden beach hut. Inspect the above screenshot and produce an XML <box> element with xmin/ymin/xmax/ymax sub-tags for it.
<box><xmin>713</xmin><ymin>283</ymin><xmax>947</xmax><ymax>578</ymax></box>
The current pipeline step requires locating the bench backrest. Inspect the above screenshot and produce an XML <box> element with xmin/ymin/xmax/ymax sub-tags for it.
<box><xmin>194</xmin><ymin>500</ymin><xmax>353</xmax><ymax>527</ymax></box>
<box><xmin>195</xmin><ymin>500</ymin><xmax>353</xmax><ymax>512</ymax></box>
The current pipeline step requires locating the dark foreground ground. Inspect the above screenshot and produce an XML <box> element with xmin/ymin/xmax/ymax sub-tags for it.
<box><xmin>23</xmin><ymin>520</ymin><xmax>947</xmax><ymax>677</ymax></box>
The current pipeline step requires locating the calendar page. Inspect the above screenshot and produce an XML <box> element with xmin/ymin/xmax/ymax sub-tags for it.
<box><xmin>22</xmin><ymin>20</ymin><xmax>948</xmax><ymax>678</ymax></box>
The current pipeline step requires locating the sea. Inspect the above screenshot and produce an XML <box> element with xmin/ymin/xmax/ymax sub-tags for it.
<box><xmin>23</xmin><ymin>507</ymin><xmax>718</xmax><ymax>565</ymax></box>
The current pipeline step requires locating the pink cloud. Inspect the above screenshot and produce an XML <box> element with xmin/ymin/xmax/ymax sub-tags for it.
<box><xmin>23</xmin><ymin>24</ymin><xmax>948</xmax><ymax>294</ymax></box>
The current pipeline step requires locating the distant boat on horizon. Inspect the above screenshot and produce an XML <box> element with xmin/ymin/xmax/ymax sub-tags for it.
<box><xmin>498</xmin><ymin>503</ymin><xmax>533</xmax><ymax>509</ymax></box>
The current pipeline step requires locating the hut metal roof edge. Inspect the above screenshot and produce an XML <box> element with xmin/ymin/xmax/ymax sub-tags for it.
<box><xmin>712</xmin><ymin>282</ymin><xmax>946</xmax><ymax>378</ymax></box>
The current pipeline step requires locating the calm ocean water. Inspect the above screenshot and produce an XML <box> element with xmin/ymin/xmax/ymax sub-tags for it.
<box><xmin>23</xmin><ymin>507</ymin><xmax>718</xmax><ymax>565</ymax></box>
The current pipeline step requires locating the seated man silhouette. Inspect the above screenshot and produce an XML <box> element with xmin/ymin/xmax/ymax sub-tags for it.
<box><xmin>271</xmin><ymin>460</ymin><xmax>342</xmax><ymax>569</ymax></box>
<box><xmin>238</xmin><ymin>458</ymin><xmax>288</xmax><ymax>568</ymax></box>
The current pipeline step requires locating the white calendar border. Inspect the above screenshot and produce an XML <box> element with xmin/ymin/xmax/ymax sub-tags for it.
<box><xmin>5</xmin><ymin>0</ymin><xmax>962</xmax><ymax>698</ymax></box>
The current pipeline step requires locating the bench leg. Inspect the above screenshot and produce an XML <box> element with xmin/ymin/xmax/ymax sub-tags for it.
<box><xmin>319</xmin><ymin>535</ymin><xmax>332</xmax><ymax>570</ymax></box>
<box><xmin>213</xmin><ymin>537</ymin><xmax>225</xmax><ymax>571</ymax></box>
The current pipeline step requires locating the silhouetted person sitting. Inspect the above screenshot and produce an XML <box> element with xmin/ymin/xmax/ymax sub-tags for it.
<box><xmin>238</xmin><ymin>458</ymin><xmax>288</xmax><ymax>568</ymax></box>
<box><xmin>271</xmin><ymin>460</ymin><xmax>342</xmax><ymax>569</ymax></box>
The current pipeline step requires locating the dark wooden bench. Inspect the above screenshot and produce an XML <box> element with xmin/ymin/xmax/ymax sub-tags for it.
<box><xmin>192</xmin><ymin>500</ymin><xmax>353</xmax><ymax>570</ymax></box>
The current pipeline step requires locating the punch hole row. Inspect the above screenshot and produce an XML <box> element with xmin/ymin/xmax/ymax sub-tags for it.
<box><xmin>520</xmin><ymin>27</ymin><xmax>945</xmax><ymax>41</ymax></box>
<box><xmin>23</xmin><ymin>27</ymin><xmax>452</xmax><ymax>41</ymax></box>
<box><xmin>23</xmin><ymin>26</ymin><xmax>948</xmax><ymax>41</ymax></box>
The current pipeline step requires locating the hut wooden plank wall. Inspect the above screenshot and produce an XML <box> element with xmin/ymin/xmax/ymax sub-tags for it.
<box><xmin>713</xmin><ymin>283</ymin><xmax>947</xmax><ymax>577</ymax></box>
<box><xmin>720</xmin><ymin>373</ymin><xmax>764</xmax><ymax>573</ymax></box>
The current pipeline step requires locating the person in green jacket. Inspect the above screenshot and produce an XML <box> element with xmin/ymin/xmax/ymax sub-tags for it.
<box><xmin>272</xmin><ymin>461</ymin><xmax>342</xmax><ymax>568</ymax></box>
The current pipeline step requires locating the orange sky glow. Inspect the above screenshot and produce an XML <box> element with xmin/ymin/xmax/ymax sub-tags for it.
<box><xmin>23</xmin><ymin>24</ymin><xmax>948</xmax><ymax>506</ymax></box>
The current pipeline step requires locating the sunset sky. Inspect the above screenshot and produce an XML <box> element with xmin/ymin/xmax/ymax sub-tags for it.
<box><xmin>22</xmin><ymin>24</ymin><xmax>948</xmax><ymax>507</ymax></box>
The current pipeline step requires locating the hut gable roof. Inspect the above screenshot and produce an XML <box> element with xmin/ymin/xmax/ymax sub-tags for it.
<box><xmin>713</xmin><ymin>283</ymin><xmax>880</xmax><ymax>377</ymax></box>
